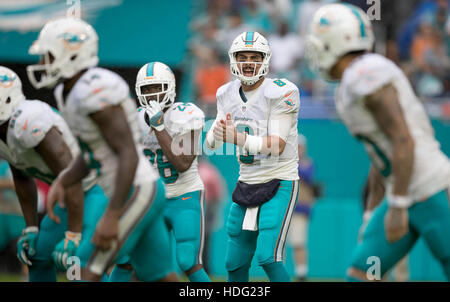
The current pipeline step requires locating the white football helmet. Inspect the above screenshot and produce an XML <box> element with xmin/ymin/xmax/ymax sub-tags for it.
<box><xmin>306</xmin><ymin>3</ymin><xmax>374</xmax><ymax>79</ymax></box>
<box><xmin>135</xmin><ymin>62</ymin><xmax>176</xmax><ymax>110</ymax></box>
<box><xmin>0</xmin><ymin>66</ymin><xmax>25</xmax><ymax>125</ymax></box>
<box><xmin>27</xmin><ymin>18</ymin><xmax>99</xmax><ymax>89</ymax></box>
<box><xmin>229</xmin><ymin>31</ymin><xmax>272</xmax><ymax>86</ymax></box>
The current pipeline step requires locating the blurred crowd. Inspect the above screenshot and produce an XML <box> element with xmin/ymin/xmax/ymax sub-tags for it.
<box><xmin>185</xmin><ymin>0</ymin><xmax>450</xmax><ymax>118</ymax></box>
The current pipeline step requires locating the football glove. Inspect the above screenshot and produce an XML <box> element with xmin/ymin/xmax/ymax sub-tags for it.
<box><xmin>52</xmin><ymin>231</ymin><xmax>82</xmax><ymax>271</ymax></box>
<box><xmin>145</xmin><ymin>101</ymin><xmax>165</xmax><ymax>132</ymax></box>
<box><xmin>17</xmin><ymin>226</ymin><xmax>39</xmax><ymax>266</ymax></box>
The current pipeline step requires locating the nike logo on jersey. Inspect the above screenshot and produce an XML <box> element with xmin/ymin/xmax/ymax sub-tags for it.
<box><xmin>93</xmin><ymin>87</ymin><xmax>104</xmax><ymax>94</ymax></box>
<box><xmin>182</xmin><ymin>196</ymin><xmax>192</xmax><ymax>201</ymax></box>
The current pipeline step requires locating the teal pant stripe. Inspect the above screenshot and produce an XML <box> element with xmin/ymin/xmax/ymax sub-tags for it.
<box><xmin>197</xmin><ymin>190</ymin><xmax>206</xmax><ymax>265</ymax></box>
<box><xmin>146</xmin><ymin>62</ymin><xmax>155</xmax><ymax>77</ymax></box>
<box><xmin>245</xmin><ymin>31</ymin><xmax>254</xmax><ymax>45</ymax></box>
<box><xmin>274</xmin><ymin>180</ymin><xmax>299</xmax><ymax>262</ymax></box>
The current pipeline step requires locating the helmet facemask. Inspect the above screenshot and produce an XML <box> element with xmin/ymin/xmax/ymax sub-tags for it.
<box><xmin>27</xmin><ymin>51</ymin><xmax>62</xmax><ymax>89</ymax></box>
<box><xmin>305</xmin><ymin>35</ymin><xmax>338</xmax><ymax>81</ymax></box>
<box><xmin>229</xmin><ymin>51</ymin><xmax>271</xmax><ymax>86</ymax></box>
<box><xmin>136</xmin><ymin>81</ymin><xmax>175</xmax><ymax>111</ymax></box>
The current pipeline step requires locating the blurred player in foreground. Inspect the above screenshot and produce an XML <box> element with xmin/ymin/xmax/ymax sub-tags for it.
<box><xmin>207</xmin><ymin>31</ymin><xmax>300</xmax><ymax>282</ymax></box>
<box><xmin>28</xmin><ymin>18</ymin><xmax>175</xmax><ymax>281</ymax></box>
<box><xmin>307</xmin><ymin>3</ymin><xmax>450</xmax><ymax>281</ymax></box>
<box><xmin>0</xmin><ymin>66</ymin><xmax>108</xmax><ymax>282</ymax></box>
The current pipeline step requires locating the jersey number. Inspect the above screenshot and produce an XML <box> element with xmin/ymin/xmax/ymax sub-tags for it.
<box><xmin>273</xmin><ymin>79</ymin><xmax>286</xmax><ymax>87</ymax></box>
<box><xmin>237</xmin><ymin>124</ymin><xmax>254</xmax><ymax>164</ymax></box>
<box><xmin>176</xmin><ymin>103</ymin><xmax>192</xmax><ymax>112</ymax></box>
<box><xmin>144</xmin><ymin>148</ymin><xmax>179</xmax><ymax>184</ymax></box>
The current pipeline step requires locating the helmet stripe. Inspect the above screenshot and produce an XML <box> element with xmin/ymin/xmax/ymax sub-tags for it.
<box><xmin>146</xmin><ymin>62</ymin><xmax>155</xmax><ymax>77</ymax></box>
<box><xmin>245</xmin><ymin>31</ymin><xmax>254</xmax><ymax>45</ymax></box>
<box><xmin>345</xmin><ymin>4</ymin><xmax>366</xmax><ymax>38</ymax></box>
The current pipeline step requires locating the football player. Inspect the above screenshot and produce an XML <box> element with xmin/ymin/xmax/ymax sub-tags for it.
<box><xmin>28</xmin><ymin>18</ymin><xmax>176</xmax><ymax>281</ymax></box>
<box><xmin>206</xmin><ymin>31</ymin><xmax>301</xmax><ymax>282</ymax></box>
<box><xmin>0</xmin><ymin>66</ymin><xmax>108</xmax><ymax>281</ymax></box>
<box><xmin>135</xmin><ymin>61</ymin><xmax>210</xmax><ymax>282</ymax></box>
<box><xmin>307</xmin><ymin>3</ymin><xmax>450</xmax><ymax>281</ymax></box>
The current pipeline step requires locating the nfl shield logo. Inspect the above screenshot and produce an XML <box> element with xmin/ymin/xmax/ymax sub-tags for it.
<box><xmin>242</xmin><ymin>105</ymin><xmax>246</xmax><ymax>112</ymax></box>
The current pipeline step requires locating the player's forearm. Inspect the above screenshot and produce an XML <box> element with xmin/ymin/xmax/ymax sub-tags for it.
<box><xmin>12</xmin><ymin>175</ymin><xmax>38</xmax><ymax>227</ymax></box>
<box><xmin>155</xmin><ymin>129</ymin><xmax>193</xmax><ymax>172</ymax></box>
<box><xmin>107</xmin><ymin>147</ymin><xmax>138</xmax><ymax>215</ymax></box>
<box><xmin>391</xmin><ymin>137</ymin><xmax>415</xmax><ymax>197</ymax></box>
<box><xmin>64</xmin><ymin>183</ymin><xmax>84</xmax><ymax>233</ymax></box>
<box><xmin>59</xmin><ymin>154</ymin><xmax>89</xmax><ymax>188</ymax></box>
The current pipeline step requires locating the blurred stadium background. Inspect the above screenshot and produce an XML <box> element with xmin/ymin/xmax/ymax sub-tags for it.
<box><xmin>0</xmin><ymin>0</ymin><xmax>449</xmax><ymax>281</ymax></box>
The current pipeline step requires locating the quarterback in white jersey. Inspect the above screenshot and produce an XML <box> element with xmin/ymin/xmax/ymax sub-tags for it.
<box><xmin>135</xmin><ymin>61</ymin><xmax>210</xmax><ymax>282</ymax></box>
<box><xmin>0</xmin><ymin>66</ymin><xmax>109</xmax><ymax>282</ymax></box>
<box><xmin>308</xmin><ymin>3</ymin><xmax>450</xmax><ymax>281</ymax></box>
<box><xmin>27</xmin><ymin>18</ymin><xmax>175</xmax><ymax>281</ymax></box>
<box><xmin>207</xmin><ymin>31</ymin><xmax>300</xmax><ymax>282</ymax></box>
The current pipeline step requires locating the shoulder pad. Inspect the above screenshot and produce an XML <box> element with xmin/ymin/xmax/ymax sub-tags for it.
<box><xmin>168</xmin><ymin>102</ymin><xmax>205</xmax><ymax>134</ymax></box>
<box><xmin>264</xmin><ymin>78</ymin><xmax>299</xmax><ymax>100</ymax></box>
<box><xmin>216</xmin><ymin>80</ymin><xmax>237</xmax><ymax>100</ymax></box>
<box><xmin>9</xmin><ymin>100</ymin><xmax>56</xmax><ymax>149</ymax></box>
<box><xmin>344</xmin><ymin>54</ymin><xmax>398</xmax><ymax>98</ymax></box>
<box><xmin>72</xmin><ymin>67</ymin><xmax>129</xmax><ymax>102</ymax></box>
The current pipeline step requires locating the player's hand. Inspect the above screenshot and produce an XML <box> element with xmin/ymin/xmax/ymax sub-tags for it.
<box><xmin>146</xmin><ymin>101</ymin><xmax>165</xmax><ymax>132</ymax></box>
<box><xmin>214</xmin><ymin>114</ymin><xmax>236</xmax><ymax>144</ymax></box>
<box><xmin>384</xmin><ymin>207</ymin><xmax>409</xmax><ymax>243</ymax></box>
<box><xmin>52</xmin><ymin>231</ymin><xmax>82</xmax><ymax>271</ymax></box>
<box><xmin>47</xmin><ymin>177</ymin><xmax>66</xmax><ymax>224</ymax></box>
<box><xmin>92</xmin><ymin>211</ymin><xmax>119</xmax><ymax>251</ymax></box>
<box><xmin>17</xmin><ymin>226</ymin><xmax>39</xmax><ymax>266</ymax></box>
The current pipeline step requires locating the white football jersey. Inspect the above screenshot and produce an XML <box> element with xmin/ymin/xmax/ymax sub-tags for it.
<box><xmin>137</xmin><ymin>102</ymin><xmax>205</xmax><ymax>198</ymax></box>
<box><xmin>216</xmin><ymin>78</ymin><xmax>300</xmax><ymax>184</ymax></box>
<box><xmin>336</xmin><ymin>53</ymin><xmax>450</xmax><ymax>201</ymax></box>
<box><xmin>0</xmin><ymin>100</ymin><xmax>96</xmax><ymax>190</ymax></box>
<box><xmin>54</xmin><ymin>67</ymin><xmax>158</xmax><ymax>198</ymax></box>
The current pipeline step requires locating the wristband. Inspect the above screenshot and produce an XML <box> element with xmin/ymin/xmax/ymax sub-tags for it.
<box><xmin>65</xmin><ymin>231</ymin><xmax>82</xmax><ymax>243</ymax></box>
<box><xmin>23</xmin><ymin>226</ymin><xmax>39</xmax><ymax>234</ymax></box>
<box><xmin>243</xmin><ymin>135</ymin><xmax>263</xmax><ymax>154</ymax></box>
<box><xmin>387</xmin><ymin>194</ymin><xmax>413</xmax><ymax>208</ymax></box>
